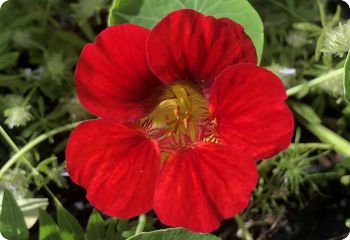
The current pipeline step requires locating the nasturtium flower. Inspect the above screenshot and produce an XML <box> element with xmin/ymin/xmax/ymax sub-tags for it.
<box><xmin>66</xmin><ymin>9</ymin><xmax>294</xmax><ymax>232</ymax></box>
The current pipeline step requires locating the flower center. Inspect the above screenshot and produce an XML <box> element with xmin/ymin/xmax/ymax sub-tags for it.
<box><xmin>150</xmin><ymin>82</ymin><xmax>208</xmax><ymax>129</ymax></box>
<box><xmin>144</xmin><ymin>81</ymin><xmax>212</xmax><ymax>149</ymax></box>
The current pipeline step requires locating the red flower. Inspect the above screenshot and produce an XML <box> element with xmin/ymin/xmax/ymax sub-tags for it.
<box><xmin>66</xmin><ymin>9</ymin><xmax>294</xmax><ymax>232</ymax></box>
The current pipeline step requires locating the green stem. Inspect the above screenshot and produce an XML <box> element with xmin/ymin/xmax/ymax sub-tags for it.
<box><xmin>43</xmin><ymin>185</ymin><xmax>63</xmax><ymax>207</ymax></box>
<box><xmin>135</xmin><ymin>214</ymin><xmax>147</xmax><ymax>235</ymax></box>
<box><xmin>307</xmin><ymin>171</ymin><xmax>344</xmax><ymax>181</ymax></box>
<box><xmin>0</xmin><ymin>125</ymin><xmax>19</xmax><ymax>152</ymax></box>
<box><xmin>286</xmin><ymin>68</ymin><xmax>344</xmax><ymax>97</ymax></box>
<box><xmin>0</xmin><ymin>122</ymin><xmax>79</xmax><ymax>178</ymax></box>
<box><xmin>22</xmin><ymin>86</ymin><xmax>38</xmax><ymax>106</ymax></box>
<box><xmin>292</xmin><ymin>143</ymin><xmax>332</xmax><ymax>150</ymax></box>
<box><xmin>316</xmin><ymin>0</ymin><xmax>326</xmax><ymax>27</ymax></box>
<box><xmin>108</xmin><ymin>0</ymin><xmax>120</xmax><ymax>26</ymax></box>
<box><xmin>234</xmin><ymin>215</ymin><xmax>254</xmax><ymax>240</ymax></box>
<box><xmin>24</xmin><ymin>160</ymin><xmax>64</xmax><ymax>206</ymax></box>
<box><xmin>0</xmin><ymin>125</ymin><xmax>67</xmax><ymax>206</ymax></box>
<box><xmin>301</xmin><ymin>122</ymin><xmax>350</xmax><ymax>156</ymax></box>
<box><xmin>289</xmin><ymin>101</ymin><xmax>350</xmax><ymax>156</ymax></box>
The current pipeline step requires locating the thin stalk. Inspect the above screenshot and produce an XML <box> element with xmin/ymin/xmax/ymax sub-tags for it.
<box><xmin>19</xmin><ymin>156</ymin><xmax>64</xmax><ymax>206</ymax></box>
<box><xmin>289</xmin><ymin>101</ymin><xmax>350</xmax><ymax>156</ymax></box>
<box><xmin>23</xmin><ymin>160</ymin><xmax>64</xmax><ymax>207</ymax></box>
<box><xmin>292</xmin><ymin>143</ymin><xmax>332</xmax><ymax>150</ymax></box>
<box><xmin>234</xmin><ymin>215</ymin><xmax>254</xmax><ymax>240</ymax></box>
<box><xmin>287</xmin><ymin>68</ymin><xmax>344</xmax><ymax>97</ymax></box>
<box><xmin>316</xmin><ymin>0</ymin><xmax>326</xmax><ymax>27</ymax></box>
<box><xmin>135</xmin><ymin>214</ymin><xmax>147</xmax><ymax>235</ymax></box>
<box><xmin>43</xmin><ymin>185</ymin><xmax>63</xmax><ymax>207</ymax></box>
<box><xmin>0</xmin><ymin>124</ymin><xmax>72</xmax><ymax>206</ymax></box>
<box><xmin>22</xmin><ymin>86</ymin><xmax>38</xmax><ymax>106</ymax></box>
<box><xmin>307</xmin><ymin>171</ymin><xmax>344</xmax><ymax>181</ymax></box>
<box><xmin>301</xmin><ymin>122</ymin><xmax>350</xmax><ymax>156</ymax></box>
<box><xmin>0</xmin><ymin>122</ymin><xmax>79</xmax><ymax>178</ymax></box>
<box><xmin>0</xmin><ymin>125</ymin><xmax>19</xmax><ymax>152</ymax></box>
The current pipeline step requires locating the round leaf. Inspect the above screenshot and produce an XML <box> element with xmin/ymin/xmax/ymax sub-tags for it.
<box><xmin>127</xmin><ymin>228</ymin><xmax>220</xmax><ymax>240</ymax></box>
<box><xmin>108</xmin><ymin>0</ymin><xmax>264</xmax><ymax>61</ymax></box>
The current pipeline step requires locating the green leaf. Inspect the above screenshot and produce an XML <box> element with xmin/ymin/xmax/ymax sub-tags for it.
<box><xmin>72</xmin><ymin>0</ymin><xmax>107</xmax><ymax>24</ymax></box>
<box><xmin>126</xmin><ymin>228</ymin><xmax>220</xmax><ymax>240</ymax></box>
<box><xmin>0</xmin><ymin>31</ymin><xmax>11</xmax><ymax>54</ymax></box>
<box><xmin>0</xmin><ymin>189</ymin><xmax>29</xmax><ymax>240</ymax></box>
<box><xmin>344</xmin><ymin>51</ymin><xmax>350</xmax><ymax>103</ymax></box>
<box><xmin>108</xmin><ymin>0</ymin><xmax>264</xmax><ymax>61</ymax></box>
<box><xmin>18</xmin><ymin>198</ymin><xmax>49</xmax><ymax>229</ymax></box>
<box><xmin>105</xmin><ymin>218</ymin><xmax>120</xmax><ymax>240</ymax></box>
<box><xmin>53</xmin><ymin>31</ymin><xmax>86</xmax><ymax>49</ymax></box>
<box><xmin>0</xmin><ymin>193</ymin><xmax>49</xmax><ymax>229</ymax></box>
<box><xmin>39</xmin><ymin>209</ymin><xmax>62</xmax><ymax>240</ymax></box>
<box><xmin>8</xmin><ymin>12</ymin><xmax>43</xmax><ymax>29</ymax></box>
<box><xmin>341</xmin><ymin>156</ymin><xmax>350</xmax><ymax>168</ymax></box>
<box><xmin>0</xmin><ymin>52</ymin><xmax>19</xmax><ymax>70</ymax></box>
<box><xmin>56</xmin><ymin>205</ymin><xmax>84</xmax><ymax>240</ymax></box>
<box><xmin>0</xmin><ymin>75</ymin><xmax>23</xmax><ymax>89</ymax></box>
<box><xmin>85</xmin><ymin>209</ymin><xmax>105</xmax><ymax>240</ymax></box>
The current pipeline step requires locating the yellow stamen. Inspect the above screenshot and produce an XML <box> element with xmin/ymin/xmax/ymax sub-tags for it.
<box><xmin>143</xmin><ymin>81</ymin><xmax>209</xmax><ymax>145</ymax></box>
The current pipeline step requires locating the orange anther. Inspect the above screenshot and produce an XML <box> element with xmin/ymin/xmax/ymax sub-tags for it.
<box><xmin>174</xmin><ymin>105</ymin><xmax>180</xmax><ymax>119</ymax></box>
<box><xmin>183</xmin><ymin>118</ymin><xmax>189</xmax><ymax>128</ymax></box>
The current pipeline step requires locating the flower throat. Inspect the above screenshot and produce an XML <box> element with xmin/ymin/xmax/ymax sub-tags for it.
<box><xmin>143</xmin><ymin>81</ymin><xmax>213</xmax><ymax>149</ymax></box>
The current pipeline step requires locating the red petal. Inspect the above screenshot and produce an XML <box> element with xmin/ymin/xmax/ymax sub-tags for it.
<box><xmin>75</xmin><ymin>24</ymin><xmax>161</xmax><ymax>122</ymax></box>
<box><xmin>147</xmin><ymin>9</ymin><xmax>257</xmax><ymax>89</ymax></box>
<box><xmin>66</xmin><ymin>120</ymin><xmax>160</xmax><ymax>218</ymax></box>
<box><xmin>154</xmin><ymin>142</ymin><xmax>258</xmax><ymax>232</ymax></box>
<box><xmin>209</xmin><ymin>64</ymin><xmax>294</xmax><ymax>159</ymax></box>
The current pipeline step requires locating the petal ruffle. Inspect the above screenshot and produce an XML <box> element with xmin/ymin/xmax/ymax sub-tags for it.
<box><xmin>209</xmin><ymin>64</ymin><xmax>294</xmax><ymax>160</ymax></box>
<box><xmin>154</xmin><ymin>142</ymin><xmax>258</xmax><ymax>232</ymax></box>
<box><xmin>66</xmin><ymin>120</ymin><xmax>160</xmax><ymax>218</ymax></box>
<box><xmin>75</xmin><ymin>24</ymin><xmax>161</xmax><ymax>122</ymax></box>
<box><xmin>147</xmin><ymin>9</ymin><xmax>257</xmax><ymax>89</ymax></box>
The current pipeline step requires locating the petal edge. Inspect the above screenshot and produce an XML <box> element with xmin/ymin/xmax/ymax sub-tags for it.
<box><xmin>75</xmin><ymin>24</ymin><xmax>161</xmax><ymax>122</ymax></box>
<box><xmin>154</xmin><ymin>142</ymin><xmax>258</xmax><ymax>232</ymax></box>
<box><xmin>66</xmin><ymin>120</ymin><xmax>160</xmax><ymax>218</ymax></box>
<box><xmin>209</xmin><ymin>64</ymin><xmax>294</xmax><ymax>159</ymax></box>
<box><xmin>147</xmin><ymin>9</ymin><xmax>257</xmax><ymax>90</ymax></box>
